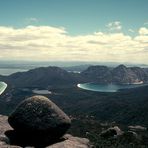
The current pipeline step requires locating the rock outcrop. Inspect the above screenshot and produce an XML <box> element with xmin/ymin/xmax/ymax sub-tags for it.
<box><xmin>7</xmin><ymin>96</ymin><xmax>71</xmax><ymax>147</ymax></box>
<box><xmin>0</xmin><ymin>115</ymin><xmax>91</xmax><ymax>148</ymax></box>
<box><xmin>100</xmin><ymin>126</ymin><xmax>123</xmax><ymax>138</ymax></box>
<box><xmin>47</xmin><ymin>134</ymin><xmax>90</xmax><ymax>148</ymax></box>
<box><xmin>8</xmin><ymin>96</ymin><xmax>71</xmax><ymax>135</ymax></box>
<box><xmin>0</xmin><ymin>96</ymin><xmax>91</xmax><ymax>148</ymax></box>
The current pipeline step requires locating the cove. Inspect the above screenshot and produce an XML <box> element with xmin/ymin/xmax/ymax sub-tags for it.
<box><xmin>0</xmin><ymin>82</ymin><xmax>7</xmax><ymax>95</ymax></box>
<box><xmin>77</xmin><ymin>83</ymin><xmax>147</xmax><ymax>92</ymax></box>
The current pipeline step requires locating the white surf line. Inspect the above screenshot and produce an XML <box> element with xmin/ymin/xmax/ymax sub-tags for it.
<box><xmin>0</xmin><ymin>82</ymin><xmax>7</xmax><ymax>95</ymax></box>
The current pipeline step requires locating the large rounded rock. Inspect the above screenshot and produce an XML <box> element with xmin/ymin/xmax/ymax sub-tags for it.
<box><xmin>8</xmin><ymin>96</ymin><xmax>71</xmax><ymax>138</ymax></box>
<box><xmin>0</xmin><ymin>115</ymin><xmax>91</xmax><ymax>148</ymax></box>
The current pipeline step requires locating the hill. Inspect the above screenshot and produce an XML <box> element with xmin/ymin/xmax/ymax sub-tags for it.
<box><xmin>81</xmin><ymin>64</ymin><xmax>148</xmax><ymax>84</ymax></box>
<box><xmin>1</xmin><ymin>64</ymin><xmax>148</xmax><ymax>147</ymax></box>
<box><xmin>1</xmin><ymin>64</ymin><xmax>148</xmax><ymax>88</ymax></box>
<box><xmin>0</xmin><ymin>64</ymin><xmax>148</xmax><ymax>126</ymax></box>
<box><xmin>1</xmin><ymin>66</ymin><xmax>81</xmax><ymax>87</ymax></box>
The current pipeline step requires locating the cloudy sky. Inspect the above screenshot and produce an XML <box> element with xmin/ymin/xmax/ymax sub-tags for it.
<box><xmin>0</xmin><ymin>0</ymin><xmax>148</xmax><ymax>64</ymax></box>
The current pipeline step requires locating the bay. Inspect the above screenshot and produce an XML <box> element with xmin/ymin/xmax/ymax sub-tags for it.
<box><xmin>77</xmin><ymin>83</ymin><xmax>147</xmax><ymax>92</ymax></box>
<box><xmin>0</xmin><ymin>82</ymin><xmax>7</xmax><ymax>95</ymax></box>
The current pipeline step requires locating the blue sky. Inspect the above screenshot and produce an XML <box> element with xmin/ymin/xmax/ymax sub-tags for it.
<box><xmin>0</xmin><ymin>0</ymin><xmax>147</xmax><ymax>35</ymax></box>
<box><xmin>0</xmin><ymin>0</ymin><xmax>147</xmax><ymax>63</ymax></box>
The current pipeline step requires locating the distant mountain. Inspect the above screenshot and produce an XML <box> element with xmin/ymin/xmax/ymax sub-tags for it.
<box><xmin>3</xmin><ymin>66</ymin><xmax>79</xmax><ymax>87</ymax></box>
<box><xmin>1</xmin><ymin>64</ymin><xmax>148</xmax><ymax>126</ymax></box>
<box><xmin>112</xmin><ymin>65</ymin><xmax>141</xmax><ymax>84</ymax></box>
<box><xmin>81</xmin><ymin>64</ymin><xmax>148</xmax><ymax>84</ymax></box>
<box><xmin>62</xmin><ymin>65</ymin><xmax>91</xmax><ymax>72</ymax></box>
<box><xmin>81</xmin><ymin>65</ymin><xmax>112</xmax><ymax>83</ymax></box>
<box><xmin>0</xmin><ymin>64</ymin><xmax>148</xmax><ymax>88</ymax></box>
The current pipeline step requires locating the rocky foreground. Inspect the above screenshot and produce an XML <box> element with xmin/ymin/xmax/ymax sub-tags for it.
<box><xmin>0</xmin><ymin>96</ymin><xmax>91</xmax><ymax>148</ymax></box>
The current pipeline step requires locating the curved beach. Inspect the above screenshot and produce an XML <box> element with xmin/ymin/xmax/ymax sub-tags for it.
<box><xmin>0</xmin><ymin>82</ymin><xmax>7</xmax><ymax>95</ymax></box>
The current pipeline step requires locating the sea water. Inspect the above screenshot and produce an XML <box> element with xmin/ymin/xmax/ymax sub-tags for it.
<box><xmin>77</xmin><ymin>83</ymin><xmax>147</xmax><ymax>92</ymax></box>
<box><xmin>0</xmin><ymin>82</ymin><xmax>7</xmax><ymax>95</ymax></box>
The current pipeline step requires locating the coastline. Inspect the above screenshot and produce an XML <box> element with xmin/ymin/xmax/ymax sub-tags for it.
<box><xmin>0</xmin><ymin>82</ymin><xmax>7</xmax><ymax>95</ymax></box>
<box><xmin>77</xmin><ymin>82</ymin><xmax>147</xmax><ymax>93</ymax></box>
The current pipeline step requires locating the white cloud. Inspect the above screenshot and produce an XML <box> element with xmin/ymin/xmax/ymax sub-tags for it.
<box><xmin>0</xmin><ymin>25</ymin><xmax>147</xmax><ymax>64</ymax></box>
<box><xmin>139</xmin><ymin>27</ymin><xmax>148</xmax><ymax>35</ymax></box>
<box><xmin>106</xmin><ymin>21</ymin><xmax>122</xmax><ymax>31</ymax></box>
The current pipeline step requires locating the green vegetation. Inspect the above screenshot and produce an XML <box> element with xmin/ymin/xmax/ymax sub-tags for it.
<box><xmin>1</xmin><ymin>83</ymin><xmax>147</xmax><ymax>147</ymax></box>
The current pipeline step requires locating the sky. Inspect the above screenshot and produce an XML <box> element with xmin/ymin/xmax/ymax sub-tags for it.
<box><xmin>0</xmin><ymin>0</ymin><xmax>147</xmax><ymax>64</ymax></box>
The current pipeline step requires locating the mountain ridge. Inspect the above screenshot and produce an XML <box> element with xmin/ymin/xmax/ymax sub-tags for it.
<box><xmin>0</xmin><ymin>64</ymin><xmax>148</xmax><ymax>88</ymax></box>
<box><xmin>81</xmin><ymin>64</ymin><xmax>148</xmax><ymax>84</ymax></box>
<box><xmin>1</xmin><ymin>64</ymin><xmax>148</xmax><ymax>132</ymax></box>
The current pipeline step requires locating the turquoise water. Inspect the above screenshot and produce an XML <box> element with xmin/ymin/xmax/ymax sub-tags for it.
<box><xmin>77</xmin><ymin>83</ymin><xmax>147</xmax><ymax>92</ymax></box>
<box><xmin>0</xmin><ymin>82</ymin><xmax>7</xmax><ymax>95</ymax></box>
